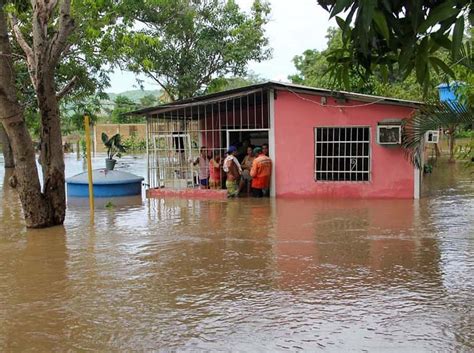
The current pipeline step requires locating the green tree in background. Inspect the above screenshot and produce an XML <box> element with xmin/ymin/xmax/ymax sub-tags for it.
<box><xmin>316</xmin><ymin>0</ymin><xmax>473</xmax><ymax>95</ymax></box>
<box><xmin>139</xmin><ymin>94</ymin><xmax>159</xmax><ymax>108</ymax></box>
<box><xmin>111</xmin><ymin>95</ymin><xmax>142</xmax><ymax>123</ymax></box>
<box><xmin>122</xmin><ymin>0</ymin><xmax>271</xmax><ymax>100</ymax></box>
<box><xmin>206</xmin><ymin>73</ymin><xmax>264</xmax><ymax>94</ymax></box>
<box><xmin>289</xmin><ymin>27</ymin><xmax>426</xmax><ymax>100</ymax></box>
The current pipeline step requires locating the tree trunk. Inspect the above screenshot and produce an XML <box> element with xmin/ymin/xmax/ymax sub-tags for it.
<box><xmin>448</xmin><ymin>133</ymin><xmax>456</xmax><ymax>163</ymax></box>
<box><xmin>0</xmin><ymin>2</ymin><xmax>64</xmax><ymax>228</ymax></box>
<box><xmin>36</xmin><ymin>70</ymin><xmax>66</xmax><ymax>224</ymax></box>
<box><xmin>448</xmin><ymin>124</ymin><xmax>457</xmax><ymax>163</ymax></box>
<box><xmin>0</xmin><ymin>123</ymin><xmax>14</xmax><ymax>167</ymax></box>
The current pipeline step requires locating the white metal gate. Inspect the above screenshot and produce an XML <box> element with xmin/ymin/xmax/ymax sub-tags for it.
<box><xmin>151</xmin><ymin>133</ymin><xmax>195</xmax><ymax>188</ymax></box>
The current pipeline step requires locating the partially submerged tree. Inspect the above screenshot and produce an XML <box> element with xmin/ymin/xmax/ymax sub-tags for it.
<box><xmin>0</xmin><ymin>124</ymin><xmax>14</xmax><ymax>168</ymax></box>
<box><xmin>122</xmin><ymin>0</ymin><xmax>271</xmax><ymax>100</ymax></box>
<box><xmin>0</xmin><ymin>0</ymin><xmax>135</xmax><ymax>227</ymax></box>
<box><xmin>0</xmin><ymin>0</ymin><xmax>75</xmax><ymax>227</ymax></box>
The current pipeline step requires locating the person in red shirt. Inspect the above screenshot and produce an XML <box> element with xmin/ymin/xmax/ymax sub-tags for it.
<box><xmin>250</xmin><ymin>147</ymin><xmax>272</xmax><ymax>198</ymax></box>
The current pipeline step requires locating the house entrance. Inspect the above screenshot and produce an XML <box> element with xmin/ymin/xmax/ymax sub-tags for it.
<box><xmin>225</xmin><ymin>129</ymin><xmax>269</xmax><ymax>151</ymax></box>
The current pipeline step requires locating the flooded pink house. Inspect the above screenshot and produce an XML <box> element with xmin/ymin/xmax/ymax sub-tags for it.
<box><xmin>131</xmin><ymin>82</ymin><xmax>421</xmax><ymax>199</ymax></box>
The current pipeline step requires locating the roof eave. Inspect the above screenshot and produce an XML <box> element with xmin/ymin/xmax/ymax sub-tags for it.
<box><xmin>126</xmin><ymin>81</ymin><xmax>423</xmax><ymax>116</ymax></box>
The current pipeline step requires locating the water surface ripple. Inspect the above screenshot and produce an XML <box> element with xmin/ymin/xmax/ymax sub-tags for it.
<box><xmin>0</xmin><ymin>154</ymin><xmax>473</xmax><ymax>351</ymax></box>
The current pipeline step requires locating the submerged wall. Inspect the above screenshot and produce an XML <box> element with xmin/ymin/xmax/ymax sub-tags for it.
<box><xmin>273</xmin><ymin>90</ymin><xmax>416</xmax><ymax>198</ymax></box>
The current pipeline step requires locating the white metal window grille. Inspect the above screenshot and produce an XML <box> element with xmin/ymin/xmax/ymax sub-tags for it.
<box><xmin>315</xmin><ymin>127</ymin><xmax>370</xmax><ymax>182</ymax></box>
<box><xmin>146</xmin><ymin>89</ymin><xmax>270</xmax><ymax>189</ymax></box>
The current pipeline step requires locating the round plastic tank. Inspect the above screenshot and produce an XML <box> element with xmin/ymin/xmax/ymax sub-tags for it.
<box><xmin>66</xmin><ymin>169</ymin><xmax>144</xmax><ymax>197</ymax></box>
<box><xmin>437</xmin><ymin>82</ymin><xmax>464</xmax><ymax>104</ymax></box>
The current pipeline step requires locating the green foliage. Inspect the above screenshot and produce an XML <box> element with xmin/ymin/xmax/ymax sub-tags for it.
<box><xmin>317</xmin><ymin>0</ymin><xmax>473</xmax><ymax>96</ymax></box>
<box><xmin>205</xmin><ymin>73</ymin><xmax>264</xmax><ymax>94</ymax></box>
<box><xmin>289</xmin><ymin>27</ymin><xmax>427</xmax><ymax>99</ymax></box>
<box><xmin>121</xmin><ymin>0</ymin><xmax>271</xmax><ymax>100</ymax></box>
<box><xmin>6</xmin><ymin>0</ymin><xmax>132</xmax><ymax>137</ymax></box>
<box><xmin>110</xmin><ymin>95</ymin><xmax>141</xmax><ymax>123</ymax></box>
<box><xmin>402</xmin><ymin>101</ymin><xmax>474</xmax><ymax>167</ymax></box>
<box><xmin>455</xmin><ymin>138</ymin><xmax>473</xmax><ymax>174</ymax></box>
<box><xmin>455</xmin><ymin>129</ymin><xmax>474</xmax><ymax>139</ymax></box>
<box><xmin>289</xmin><ymin>28</ymin><xmax>377</xmax><ymax>94</ymax></box>
<box><xmin>289</xmin><ymin>26</ymin><xmax>474</xmax><ymax>102</ymax></box>
<box><xmin>456</xmin><ymin>139</ymin><xmax>473</xmax><ymax>160</ymax></box>
<box><xmin>423</xmin><ymin>163</ymin><xmax>434</xmax><ymax>174</ymax></box>
<box><xmin>122</xmin><ymin>134</ymin><xmax>146</xmax><ymax>152</ymax></box>
<box><xmin>80</xmin><ymin>138</ymin><xmax>87</xmax><ymax>159</ymax></box>
<box><xmin>24</xmin><ymin>110</ymin><xmax>41</xmax><ymax>139</ymax></box>
<box><xmin>107</xmin><ymin>89</ymin><xmax>161</xmax><ymax>103</ymax></box>
<box><xmin>61</xmin><ymin>96</ymin><xmax>102</xmax><ymax>134</ymax></box>
<box><xmin>101</xmin><ymin>132</ymin><xmax>126</xmax><ymax>160</ymax></box>
<box><xmin>139</xmin><ymin>94</ymin><xmax>158</xmax><ymax>108</ymax></box>
<box><xmin>105</xmin><ymin>201</ymin><xmax>115</xmax><ymax>209</ymax></box>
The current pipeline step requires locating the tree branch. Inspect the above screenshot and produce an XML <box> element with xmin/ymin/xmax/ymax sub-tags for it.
<box><xmin>46</xmin><ymin>0</ymin><xmax>59</xmax><ymax>17</ymax></box>
<box><xmin>10</xmin><ymin>15</ymin><xmax>34</xmax><ymax>63</ymax></box>
<box><xmin>49</xmin><ymin>0</ymin><xmax>75</xmax><ymax>66</ymax></box>
<box><xmin>56</xmin><ymin>75</ymin><xmax>77</xmax><ymax>100</ymax></box>
<box><xmin>9</xmin><ymin>14</ymin><xmax>37</xmax><ymax>89</ymax></box>
<box><xmin>144</xmin><ymin>70</ymin><xmax>175</xmax><ymax>101</ymax></box>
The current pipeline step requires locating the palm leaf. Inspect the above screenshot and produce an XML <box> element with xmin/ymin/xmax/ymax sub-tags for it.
<box><xmin>402</xmin><ymin>100</ymin><xmax>474</xmax><ymax>168</ymax></box>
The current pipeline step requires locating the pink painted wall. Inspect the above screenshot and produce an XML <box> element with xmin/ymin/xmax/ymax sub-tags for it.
<box><xmin>274</xmin><ymin>90</ymin><xmax>416</xmax><ymax>198</ymax></box>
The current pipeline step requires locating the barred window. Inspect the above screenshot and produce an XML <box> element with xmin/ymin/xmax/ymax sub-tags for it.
<box><xmin>315</xmin><ymin>127</ymin><xmax>370</xmax><ymax>182</ymax></box>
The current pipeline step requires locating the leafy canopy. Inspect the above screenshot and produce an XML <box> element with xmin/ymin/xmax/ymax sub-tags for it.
<box><xmin>121</xmin><ymin>0</ymin><xmax>271</xmax><ymax>100</ymax></box>
<box><xmin>110</xmin><ymin>95</ymin><xmax>141</xmax><ymax>123</ymax></box>
<box><xmin>289</xmin><ymin>27</ymin><xmax>427</xmax><ymax>100</ymax></box>
<box><xmin>317</xmin><ymin>0</ymin><xmax>473</xmax><ymax>95</ymax></box>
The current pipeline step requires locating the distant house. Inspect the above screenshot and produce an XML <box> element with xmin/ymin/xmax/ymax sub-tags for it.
<box><xmin>129</xmin><ymin>81</ymin><xmax>422</xmax><ymax>199</ymax></box>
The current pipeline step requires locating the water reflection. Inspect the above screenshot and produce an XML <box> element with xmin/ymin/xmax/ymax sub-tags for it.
<box><xmin>0</xmin><ymin>227</ymin><xmax>70</xmax><ymax>351</ymax></box>
<box><xmin>0</xmin><ymin>156</ymin><xmax>472</xmax><ymax>351</ymax></box>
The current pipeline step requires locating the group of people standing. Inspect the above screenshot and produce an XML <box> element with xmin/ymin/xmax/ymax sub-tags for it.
<box><xmin>192</xmin><ymin>142</ymin><xmax>272</xmax><ymax>198</ymax></box>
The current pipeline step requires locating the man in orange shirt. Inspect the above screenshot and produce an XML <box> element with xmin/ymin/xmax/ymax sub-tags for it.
<box><xmin>250</xmin><ymin>147</ymin><xmax>272</xmax><ymax>198</ymax></box>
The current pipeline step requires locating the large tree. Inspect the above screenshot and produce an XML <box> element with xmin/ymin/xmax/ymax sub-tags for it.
<box><xmin>289</xmin><ymin>27</ymin><xmax>428</xmax><ymax>100</ymax></box>
<box><xmin>0</xmin><ymin>0</ymin><xmax>77</xmax><ymax>227</ymax></box>
<box><xmin>0</xmin><ymin>0</ymin><xmax>135</xmax><ymax>227</ymax></box>
<box><xmin>316</xmin><ymin>0</ymin><xmax>473</xmax><ymax>94</ymax></box>
<box><xmin>122</xmin><ymin>0</ymin><xmax>271</xmax><ymax>100</ymax></box>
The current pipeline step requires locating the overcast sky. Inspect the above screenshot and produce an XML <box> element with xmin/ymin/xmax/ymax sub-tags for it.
<box><xmin>107</xmin><ymin>0</ymin><xmax>335</xmax><ymax>93</ymax></box>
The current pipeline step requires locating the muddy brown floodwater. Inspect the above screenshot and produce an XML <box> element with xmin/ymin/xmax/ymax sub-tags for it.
<box><xmin>0</xmin><ymin>154</ymin><xmax>473</xmax><ymax>351</ymax></box>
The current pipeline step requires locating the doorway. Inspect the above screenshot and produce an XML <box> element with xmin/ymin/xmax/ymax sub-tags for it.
<box><xmin>225</xmin><ymin>129</ymin><xmax>269</xmax><ymax>151</ymax></box>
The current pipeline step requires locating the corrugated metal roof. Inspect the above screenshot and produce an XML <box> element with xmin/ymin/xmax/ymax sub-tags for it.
<box><xmin>127</xmin><ymin>81</ymin><xmax>423</xmax><ymax>116</ymax></box>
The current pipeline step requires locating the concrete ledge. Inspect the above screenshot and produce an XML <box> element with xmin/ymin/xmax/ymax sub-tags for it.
<box><xmin>146</xmin><ymin>188</ymin><xmax>228</xmax><ymax>200</ymax></box>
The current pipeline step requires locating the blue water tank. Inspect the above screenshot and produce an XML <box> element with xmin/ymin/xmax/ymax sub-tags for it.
<box><xmin>66</xmin><ymin>169</ymin><xmax>144</xmax><ymax>197</ymax></box>
<box><xmin>437</xmin><ymin>82</ymin><xmax>463</xmax><ymax>103</ymax></box>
